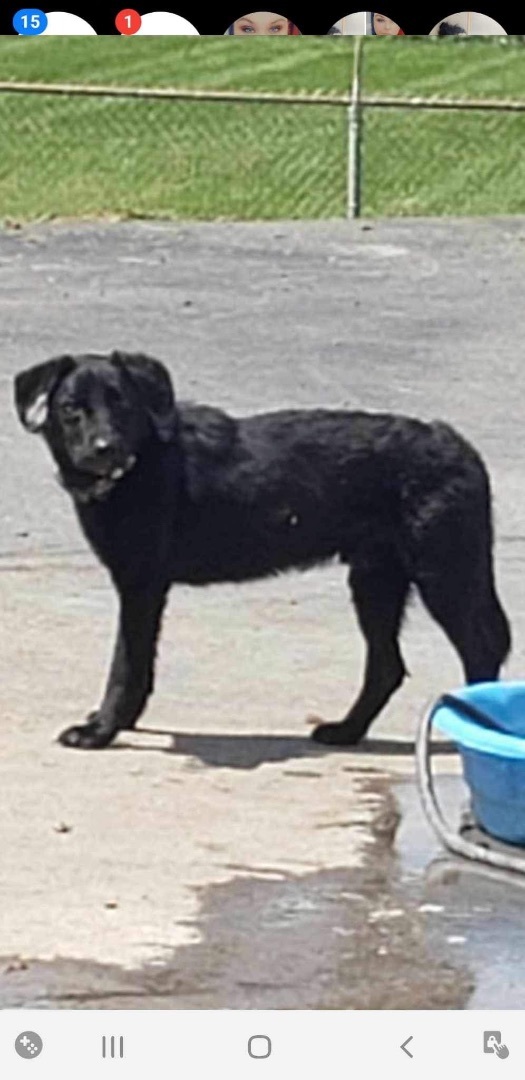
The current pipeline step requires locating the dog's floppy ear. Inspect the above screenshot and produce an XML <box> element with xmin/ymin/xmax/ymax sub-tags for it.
<box><xmin>14</xmin><ymin>355</ymin><xmax>75</xmax><ymax>432</ymax></box>
<box><xmin>110</xmin><ymin>351</ymin><xmax>178</xmax><ymax>443</ymax></box>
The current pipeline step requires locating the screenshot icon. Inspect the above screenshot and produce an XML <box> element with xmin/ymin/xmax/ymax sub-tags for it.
<box><xmin>484</xmin><ymin>1032</ymin><xmax>510</xmax><ymax>1059</ymax></box>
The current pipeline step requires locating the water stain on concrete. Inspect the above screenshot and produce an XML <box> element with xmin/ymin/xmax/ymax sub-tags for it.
<box><xmin>2</xmin><ymin>773</ymin><xmax>525</xmax><ymax>1010</ymax></box>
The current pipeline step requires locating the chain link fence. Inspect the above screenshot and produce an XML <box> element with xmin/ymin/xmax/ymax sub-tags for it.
<box><xmin>362</xmin><ymin>104</ymin><xmax>525</xmax><ymax>216</ymax></box>
<box><xmin>0</xmin><ymin>83</ymin><xmax>348</xmax><ymax>221</ymax></box>
<box><xmin>1</xmin><ymin>45</ymin><xmax>524</xmax><ymax>222</ymax></box>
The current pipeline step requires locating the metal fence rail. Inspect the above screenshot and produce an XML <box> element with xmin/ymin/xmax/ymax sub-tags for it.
<box><xmin>2</xmin><ymin>77</ymin><xmax>525</xmax><ymax>109</ymax></box>
<box><xmin>1</xmin><ymin>63</ymin><xmax>524</xmax><ymax>222</ymax></box>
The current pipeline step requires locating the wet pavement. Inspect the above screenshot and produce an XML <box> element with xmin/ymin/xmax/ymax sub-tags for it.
<box><xmin>397</xmin><ymin>777</ymin><xmax>525</xmax><ymax>1009</ymax></box>
<box><xmin>2</xmin><ymin>771</ymin><xmax>525</xmax><ymax>1010</ymax></box>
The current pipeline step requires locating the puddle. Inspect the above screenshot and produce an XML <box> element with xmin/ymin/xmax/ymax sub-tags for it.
<box><xmin>396</xmin><ymin>776</ymin><xmax>525</xmax><ymax>1008</ymax></box>
<box><xmin>0</xmin><ymin>860</ymin><xmax>472</xmax><ymax>1010</ymax></box>
<box><xmin>1</xmin><ymin>773</ymin><xmax>524</xmax><ymax>1009</ymax></box>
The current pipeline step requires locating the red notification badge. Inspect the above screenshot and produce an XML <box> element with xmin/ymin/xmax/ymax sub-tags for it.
<box><xmin>115</xmin><ymin>8</ymin><xmax>142</xmax><ymax>33</ymax></box>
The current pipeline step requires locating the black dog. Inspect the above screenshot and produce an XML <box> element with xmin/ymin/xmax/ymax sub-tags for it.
<box><xmin>14</xmin><ymin>351</ymin><xmax>511</xmax><ymax>750</ymax></box>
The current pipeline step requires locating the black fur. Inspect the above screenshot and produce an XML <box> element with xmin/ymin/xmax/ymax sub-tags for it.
<box><xmin>14</xmin><ymin>350</ymin><xmax>511</xmax><ymax>750</ymax></box>
<box><xmin>437</xmin><ymin>21</ymin><xmax>467</xmax><ymax>34</ymax></box>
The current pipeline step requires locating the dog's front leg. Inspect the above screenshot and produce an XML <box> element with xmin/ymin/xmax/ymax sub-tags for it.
<box><xmin>58</xmin><ymin>585</ymin><xmax>168</xmax><ymax>749</ymax></box>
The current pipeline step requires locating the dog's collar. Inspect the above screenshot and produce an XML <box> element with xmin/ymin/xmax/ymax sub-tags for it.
<box><xmin>58</xmin><ymin>454</ymin><xmax>137</xmax><ymax>504</ymax></box>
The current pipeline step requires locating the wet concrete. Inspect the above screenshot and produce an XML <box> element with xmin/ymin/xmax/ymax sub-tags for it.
<box><xmin>396</xmin><ymin>778</ymin><xmax>525</xmax><ymax>1009</ymax></box>
<box><xmin>3</xmin><ymin>772</ymin><xmax>525</xmax><ymax>1010</ymax></box>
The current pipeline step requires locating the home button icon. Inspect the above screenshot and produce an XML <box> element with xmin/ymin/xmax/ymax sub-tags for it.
<box><xmin>248</xmin><ymin>1035</ymin><xmax>272</xmax><ymax>1059</ymax></box>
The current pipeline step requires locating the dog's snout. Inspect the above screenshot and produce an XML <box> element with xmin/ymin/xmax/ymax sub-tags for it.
<box><xmin>91</xmin><ymin>435</ymin><xmax>122</xmax><ymax>472</ymax></box>
<box><xmin>94</xmin><ymin>436</ymin><xmax>114</xmax><ymax>456</ymax></box>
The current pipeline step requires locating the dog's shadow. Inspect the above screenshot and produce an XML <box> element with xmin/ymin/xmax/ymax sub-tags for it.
<box><xmin>122</xmin><ymin>729</ymin><xmax>457</xmax><ymax>770</ymax></box>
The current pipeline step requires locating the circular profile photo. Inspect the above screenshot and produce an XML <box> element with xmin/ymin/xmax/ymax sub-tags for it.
<box><xmin>327</xmin><ymin>11</ymin><xmax>404</xmax><ymax>34</ymax></box>
<box><xmin>225</xmin><ymin>12</ymin><xmax>301</xmax><ymax>34</ymax></box>
<box><xmin>430</xmin><ymin>11</ymin><xmax>507</xmax><ymax>34</ymax></box>
<box><xmin>130</xmin><ymin>11</ymin><xmax>199</xmax><ymax>33</ymax></box>
<box><xmin>40</xmin><ymin>11</ymin><xmax>96</xmax><ymax>33</ymax></box>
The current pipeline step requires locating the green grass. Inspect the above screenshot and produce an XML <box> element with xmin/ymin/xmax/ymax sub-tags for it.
<box><xmin>363</xmin><ymin>107</ymin><xmax>525</xmax><ymax>216</ymax></box>
<box><xmin>0</xmin><ymin>37</ymin><xmax>355</xmax><ymax>93</ymax></box>
<box><xmin>362</xmin><ymin>39</ymin><xmax>525</xmax><ymax>216</ymax></box>
<box><xmin>0</xmin><ymin>37</ymin><xmax>524</xmax><ymax>222</ymax></box>
<box><xmin>364</xmin><ymin>36</ymin><xmax>525</xmax><ymax>99</ymax></box>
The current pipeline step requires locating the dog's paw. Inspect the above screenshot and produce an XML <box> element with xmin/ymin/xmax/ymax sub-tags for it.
<box><xmin>58</xmin><ymin>718</ymin><xmax>116</xmax><ymax>750</ymax></box>
<box><xmin>311</xmin><ymin>721</ymin><xmax>361</xmax><ymax>747</ymax></box>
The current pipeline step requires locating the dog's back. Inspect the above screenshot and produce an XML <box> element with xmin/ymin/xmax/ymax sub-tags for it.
<box><xmin>172</xmin><ymin>405</ymin><xmax>491</xmax><ymax>585</ymax></box>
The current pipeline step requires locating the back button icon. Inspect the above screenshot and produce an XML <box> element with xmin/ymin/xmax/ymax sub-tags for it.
<box><xmin>400</xmin><ymin>1036</ymin><xmax>414</xmax><ymax>1058</ymax></box>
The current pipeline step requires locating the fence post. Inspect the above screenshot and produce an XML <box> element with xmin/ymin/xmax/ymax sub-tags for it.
<box><xmin>347</xmin><ymin>36</ymin><xmax>363</xmax><ymax>219</ymax></box>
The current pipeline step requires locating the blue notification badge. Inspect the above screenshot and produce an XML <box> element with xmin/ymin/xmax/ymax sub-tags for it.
<box><xmin>13</xmin><ymin>8</ymin><xmax>48</xmax><ymax>34</ymax></box>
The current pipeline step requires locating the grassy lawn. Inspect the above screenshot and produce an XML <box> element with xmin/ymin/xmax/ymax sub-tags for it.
<box><xmin>0</xmin><ymin>37</ymin><xmax>356</xmax><ymax>93</ymax></box>
<box><xmin>0</xmin><ymin>37</ymin><xmax>523</xmax><ymax>221</ymax></box>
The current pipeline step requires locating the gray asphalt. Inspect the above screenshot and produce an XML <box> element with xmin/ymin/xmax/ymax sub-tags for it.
<box><xmin>3</xmin><ymin>217</ymin><xmax>525</xmax><ymax>573</ymax></box>
<box><xmin>2</xmin><ymin>217</ymin><xmax>525</xmax><ymax>1009</ymax></box>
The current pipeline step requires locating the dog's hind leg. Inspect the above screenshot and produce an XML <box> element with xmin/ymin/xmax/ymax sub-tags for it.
<box><xmin>58</xmin><ymin>585</ymin><xmax>169</xmax><ymax>749</ymax></box>
<box><xmin>415</xmin><ymin>558</ymin><xmax>510</xmax><ymax>684</ymax></box>
<box><xmin>409</xmin><ymin>472</ymin><xmax>510</xmax><ymax>684</ymax></box>
<box><xmin>312</xmin><ymin>556</ymin><xmax>410</xmax><ymax>746</ymax></box>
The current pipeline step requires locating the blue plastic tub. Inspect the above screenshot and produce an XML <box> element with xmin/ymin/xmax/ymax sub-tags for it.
<box><xmin>431</xmin><ymin>681</ymin><xmax>525</xmax><ymax>846</ymax></box>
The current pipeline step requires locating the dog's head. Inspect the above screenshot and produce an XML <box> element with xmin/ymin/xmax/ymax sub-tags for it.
<box><xmin>15</xmin><ymin>351</ymin><xmax>178</xmax><ymax>500</ymax></box>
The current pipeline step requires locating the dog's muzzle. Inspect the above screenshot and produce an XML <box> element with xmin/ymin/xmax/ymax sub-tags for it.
<box><xmin>59</xmin><ymin>453</ymin><xmax>137</xmax><ymax>503</ymax></box>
